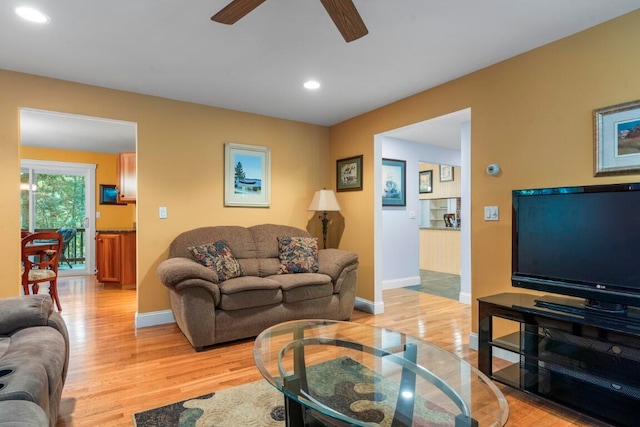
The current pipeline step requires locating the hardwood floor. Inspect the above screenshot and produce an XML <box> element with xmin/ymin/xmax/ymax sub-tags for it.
<box><xmin>54</xmin><ymin>275</ymin><xmax>609</xmax><ymax>426</ymax></box>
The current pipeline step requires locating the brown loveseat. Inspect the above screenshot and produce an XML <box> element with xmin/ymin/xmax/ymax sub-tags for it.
<box><xmin>157</xmin><ymin>224</ymin><xmax>359</xmax><ymax>351</ymax></box>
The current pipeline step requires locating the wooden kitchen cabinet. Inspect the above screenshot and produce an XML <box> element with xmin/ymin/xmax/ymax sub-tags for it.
<box><xmin>96</xmin><ymin>231</ymin><xmax>136</xmax><ymax>286</ymax></box>
<box><xmin>117</xmin><ymin>151</ymin><xmax>136</xmax><ymax>203</ymax></box>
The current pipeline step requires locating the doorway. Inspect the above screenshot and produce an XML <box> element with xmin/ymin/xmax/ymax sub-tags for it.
<box><xmin>373</xmin><ymin>109</ymin><xmax>471</xmax><ymax>313</ymax></box>
<box><xmin>20</xmin><ymin>159</ymin><xmax>96</xmax><ymax>276</ymax></box>
<box><xmin>19</xmin><ymin>108</ymin><xmax>137</xmax><ymax>282</ymax></box>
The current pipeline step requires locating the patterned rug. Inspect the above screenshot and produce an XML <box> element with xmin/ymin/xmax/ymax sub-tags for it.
<box><xmin>133</xmin><ymin>357</ymin><xmax>455</xmax><ymax>426</ymax></box>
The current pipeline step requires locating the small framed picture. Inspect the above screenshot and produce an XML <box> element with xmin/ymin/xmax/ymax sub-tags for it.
<box><xmin>419</xmin><ymin>170</ymin><xmax>433</xmax><ymax>194</ymax></box>
<box><xmin>224</xmin><ymin>143</ymin><xmax>270</xmax><ymax>207</ymax></box>
<box><xmin>336</xmin><ymin>155</ymin><xmax>363</xmax><ymax>192</ymax></box>
<box><xmin>99</xmin><ymin>184</ymin><xmax>124</xmax><ymax>205</ymax></box>
<box><xmin>594</xmin><ymin>99</ymin><xmax>640</xmax><ymax>176</ymax></box>
<box><xmin>439</xmin><ymin>164</ymin><xmax>454</xmax><ymax>182</ymax></box>
<box><xmin>382</xmin><ymin>158</ymin><xmax>406</xmax><ymax>206</ymax></box>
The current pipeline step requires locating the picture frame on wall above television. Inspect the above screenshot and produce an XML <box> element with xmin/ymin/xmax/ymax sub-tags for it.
<box><xmin>594</xmin><ymin>98</ymin><xmax>640</xmax><ymax>176</ymax></box>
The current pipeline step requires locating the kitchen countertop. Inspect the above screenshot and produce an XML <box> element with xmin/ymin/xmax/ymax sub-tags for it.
<box><xmin>420</xmin><ymin>226</ymin><xmax>460</xmax><ymax>231</ymax></box>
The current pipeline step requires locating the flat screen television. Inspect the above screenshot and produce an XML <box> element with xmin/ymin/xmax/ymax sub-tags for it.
<box><xmin>512</xmin><ymin>182</ymin><xmax>640</xmax><ymax>316</ymax></box>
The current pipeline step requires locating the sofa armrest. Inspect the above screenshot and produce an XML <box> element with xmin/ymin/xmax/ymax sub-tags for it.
<box><xmin>157</xmin><ymin>257</ymin><xmax>221</xmax><ymax>304</ymax></box>
<box><xmin>318</xmin><ymin>249</ymin><xmax>358</xmax><ymax>282</ymax></box>
<box><xmin>0</xmin><ymin>295</ymin><xmax>52</xmax><ymax>336</ymax></box>
<box><xmin>157</xmin><ymin>257</ymin><xmax>219</xmax><ymax>288</ymax></box>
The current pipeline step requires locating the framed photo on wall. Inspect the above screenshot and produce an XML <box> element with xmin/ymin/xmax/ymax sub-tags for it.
<box><xmin>419</xmin><ymin>170</ymin><xmax>433</xmax><ymax>194</ymax></box>
<box><xmin>224</xmin><ymin>143</ymin><xmax>271</xmax><ymax>207</ymax></box>
<box><xmin>594</xmin><ymin>99</ymin><xmax>640</xmax><ymax>176</ymax></box>
<box><xmin>99</xmin><ymin>184</ymin><xmax>124</xmax><ymax>205</ymax></box>
<box><xmin>382</xmin><ymin>158</ymin><xmax>406</xmax><ymax>206</ymax></box>
<box><xmin>439</xmin><ymin>164</ymin><xmax>454</xmax><ymax>182</ymax></box>
<box><xmin>336</xmin><ymin>155</ymin><xmax>363</xmax><ymax>192</ymax></box>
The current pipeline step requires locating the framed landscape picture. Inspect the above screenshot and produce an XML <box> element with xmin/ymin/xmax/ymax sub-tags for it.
<box><xmin>224</xmin><ymin>143</ymin><xmax>270</xmax><ymax>207</ymax></box>
<box><xmin>419</xmin><ymin>170</ymin><xmax>433</xmax><ymax>194</ymax></box>
<box><xmin>336</xmin><ymin>155</ymin><xmax>363</xmax><ymax>192</ymax></box>
<box><xmin>594</xmin><ymin>99</ymin><xmax>640</xmax><ymax>176</ymax></box>
<box><xmin>382</xmin><ymin>158</ymin><xmax>406</xmax><ymax>206</ymax></box>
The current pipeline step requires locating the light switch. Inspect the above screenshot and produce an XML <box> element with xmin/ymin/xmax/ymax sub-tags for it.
<box><xmin>409</xmin><ymin>211</ymin><xmax>416</xmax><ymax>219</ymax></box>
<box><xmin>484</xmin><ymin>206</ymin><xmax>499</xmax><ymax>221</ymax></box>
<box><xmin>95</xmin><ymin>211</ymin><xmax>101</xmax><ymax>219</ymax></box>
<box><xmin>159</xmin><ymin>206</ymin><xmax>167</xmax><ymax>219</ymax></box>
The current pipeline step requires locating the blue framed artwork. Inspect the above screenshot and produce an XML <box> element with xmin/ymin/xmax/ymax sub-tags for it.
<box><xmin>99</xmin><ymin>184</ymin><xmax>124</xmax><ymax>205</ymax></box>
<box><xmin>382</xmin><ymin>158</ymin><xmax>406</xmax><ymax>206</ymax></box>
<box><xmin>224</xmin><ymin>143</ymin><xmax>271</xmax><ymax>207</ymax></box>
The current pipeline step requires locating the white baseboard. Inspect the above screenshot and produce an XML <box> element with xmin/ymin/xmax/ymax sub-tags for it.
<box><xmin>469</xmin><ymin>332</ymin><xmax>478</xmax><ymax>350</ymax></box>
<box><xmin>468</xmin><ymin>332</ymin><xmax>519</xmax><ymax>363</ymax></box>
<box><xmin>135</xmin><ymin>309</ymin><xmax>175</xmax><ymax>329</ymax></box>
<box><xmin>355</xmin><ymin>297</ymin><xmax>384</xmax><ymax>314</ymax></box>
<box><xmin>382</xmin><ymin>276</ymin><xmax>421</xmax><ymax>290</ymax></box>
<box><xmin>459</xmin><ymin>291</ymin><xmax>471</xmax><ymax>305</ymax></box>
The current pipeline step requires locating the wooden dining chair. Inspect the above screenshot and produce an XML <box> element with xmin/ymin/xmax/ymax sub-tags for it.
<box><xmin>20</xmin><ymin>231</ymin><xmax>63</xmax><ymax>311</ymax></box>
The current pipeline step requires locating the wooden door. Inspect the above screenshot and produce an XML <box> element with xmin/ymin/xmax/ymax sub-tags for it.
<box><xmin>96</xmin><ymin>233</ymin><xmax>122</xmax><ymax>283</ymax></box>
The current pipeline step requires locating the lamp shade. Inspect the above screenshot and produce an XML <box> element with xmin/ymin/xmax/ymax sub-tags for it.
<box><xmin>307</xmin><ymin>189</ymin><xmax>341</xmax><ymax>212</ymax></box>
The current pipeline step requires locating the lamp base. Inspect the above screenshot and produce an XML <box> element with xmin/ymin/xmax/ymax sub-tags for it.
<box><xmin>319</xmin><ymin>211</ymin><xmax>329</xmax><ymax>249</ymax></box>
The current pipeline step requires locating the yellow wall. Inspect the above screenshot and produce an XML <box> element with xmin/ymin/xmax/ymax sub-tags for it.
<box><xmin>20</xmin><ymin>146</ymin><xmax>135</xmax><ymax>230</ymax></box>
<box><xmin>1</xmin><ymin>72</ymin><xmax>329</xmax><ymax>311</ymax></box>
<box><xmin>329</xmin><ymin>10</ymin><xmax>640</xmax><ymax>329</ymax></box>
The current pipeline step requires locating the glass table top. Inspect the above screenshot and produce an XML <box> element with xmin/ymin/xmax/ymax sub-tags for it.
<box><xmin>254</xmin><ymin>319</ymin><xmax>508</xmax><ymax>427</ymax></box>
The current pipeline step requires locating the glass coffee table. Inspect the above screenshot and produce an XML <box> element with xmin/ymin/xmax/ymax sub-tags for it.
<box><xmin>254</xmin><ymin>319</ymin><xmax>508</xmax><ymax>427</ymax></box>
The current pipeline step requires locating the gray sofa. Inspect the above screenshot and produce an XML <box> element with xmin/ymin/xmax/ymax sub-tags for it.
<box><xmin>0</xmin><ymin>295</ymin><xmax>69</xmax><ymax>427</ymax></box>
<box><xmin>157</xmin><ymin>224</ymin><xmax>359</xmax><ymax>351</ymax></box>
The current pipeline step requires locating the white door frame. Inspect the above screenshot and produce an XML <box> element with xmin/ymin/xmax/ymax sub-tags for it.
<box><xmin>21</xmin><ymin>159</ymin><xmax>97</xmax><ymax>276</ymax></box>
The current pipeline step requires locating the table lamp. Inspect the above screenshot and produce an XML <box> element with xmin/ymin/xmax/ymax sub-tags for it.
<box><xmin>307</xmin><ymin>189</ymin><xmax>341</xmax><ymax>249</ymax></box>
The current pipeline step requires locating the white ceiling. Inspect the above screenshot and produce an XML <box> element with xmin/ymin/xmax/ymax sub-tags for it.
<box><xmin>7</xmin><ymin>1</ymin><xmax>638</xmax><ymax>152</ymax></box>
<box><xmin>20</xmin><ymin>109</ymin><xmax>137</xmax><ymax>154</ymax></box>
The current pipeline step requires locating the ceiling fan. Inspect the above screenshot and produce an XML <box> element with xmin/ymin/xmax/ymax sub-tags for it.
<box><xmin>211</xmin><ymin>0</ymin><xmax>368</xmax><ymax>43</ymax></box>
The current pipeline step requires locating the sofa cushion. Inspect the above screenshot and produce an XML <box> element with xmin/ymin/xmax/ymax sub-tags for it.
<box><xmin>188</xmin><ymin>241</ymin><xmax>243</xmax><ymax>283</ymax></box>
<box><xmin>267</xmin><ymin>273</ymin><xmax>333</xmax><ymax>303</ymax></box>
<box><xmin>218</xmin><ymin>276</ymin><xmax>282</xmax><ymax>311</ymax></box>
<box><xmin>277</xmin><ymin>237</ymin><xmax>319</xmax><ymax>274</ymax></box>
<box><xmin>170</xmin><ymin>226</ymin><xmax>257</xmax><ymax>260</ymax></box>
<box><xmin>249</xmin><ymin>224</ymin><xmax>313</xmax><ymax>259</ymax></box>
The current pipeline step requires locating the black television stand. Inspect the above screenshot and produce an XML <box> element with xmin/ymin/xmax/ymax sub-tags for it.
<box><xmin>533</xmin><ymin>294</ymin><xmax>640</xmax><ymax>327</ymax></box>
<box><xmin>478</xmin><ymin>292</ymin><xmax>640</xmax><ymax>427</ymax></box>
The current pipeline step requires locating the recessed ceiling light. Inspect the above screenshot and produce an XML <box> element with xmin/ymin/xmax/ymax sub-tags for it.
<box><xmin>15</xmin><ymin>7</ymin><xmax>49</xmax><ymax>23</ymax></box>
<box><xmin>304</xmin><ymin>80</ymin><xmax>321</xmax><ymax>90</ymax></box>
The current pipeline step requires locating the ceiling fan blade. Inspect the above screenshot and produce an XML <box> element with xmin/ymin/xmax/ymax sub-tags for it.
<box><xmin>319</xmin><ymin>0</ymin><xmax>368</xmax><ymax>42</ymax></box>
<box><xmin>211</xmin><ymin>0</ymin><xmax>266</xmax><ymax>25</ymax></box>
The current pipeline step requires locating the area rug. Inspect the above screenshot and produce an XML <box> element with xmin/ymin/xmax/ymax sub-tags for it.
<box><xmin>133</xmin><ymin>356</ymin><xmax>455</xmax><ymax>426</ymax></box>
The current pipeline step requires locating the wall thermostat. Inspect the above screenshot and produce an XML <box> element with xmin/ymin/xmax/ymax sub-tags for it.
<box><xmin>486</xmin><ymin>163</ymin><xmax>501</xmax><ymax>176</ymax></box>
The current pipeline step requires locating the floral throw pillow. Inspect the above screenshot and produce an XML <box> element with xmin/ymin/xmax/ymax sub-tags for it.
<box><xmin>277</xmin><ymin>236</ymin><xmax>319</xmax><ymax>274</ymax></box>
<box><xmin>188</xmin><ymin>240</ymin><xmax>243</xmax><ymax>283</ymax></box>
